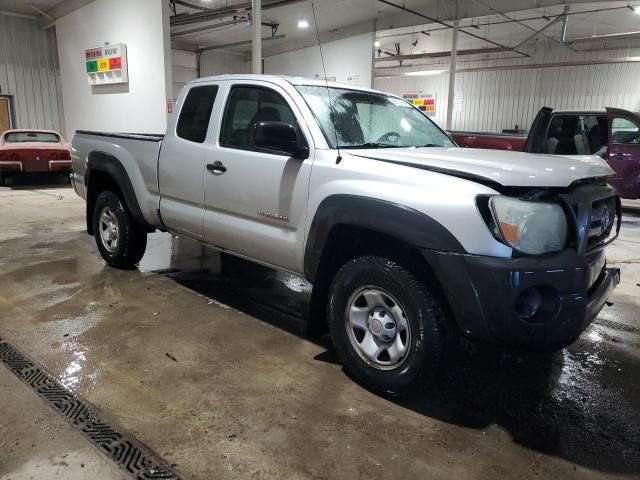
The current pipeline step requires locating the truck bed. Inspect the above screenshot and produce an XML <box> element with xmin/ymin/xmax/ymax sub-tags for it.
<box><xmin>71</xmin><ymin>130</ymin><xmax>165</xmax><ymax>227</ymax></box>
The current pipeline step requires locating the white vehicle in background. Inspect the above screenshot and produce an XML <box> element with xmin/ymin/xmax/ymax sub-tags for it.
<box><xmin>71</xmin><ymin>75</ymin><xmax>620</xmax><ymax>394</ymax></box>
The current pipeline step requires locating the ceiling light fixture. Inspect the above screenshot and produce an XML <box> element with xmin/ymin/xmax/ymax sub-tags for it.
<box><xmin>297</xmin><ymin>18</ymin><xmax>309</xmax><ymax>28</ymax></box>
<box><xmin>404</xmin><ymin>70</ymin><xmax>446</xmax><ymax>76</ymax></box>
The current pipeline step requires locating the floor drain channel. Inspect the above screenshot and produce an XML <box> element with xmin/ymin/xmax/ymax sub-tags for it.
<box><xmin>0</xmin><ymin>337</ymin><xmax>181</xmax><ymax>480</ymax></box>
<box><xmin>595</xmin><ymin>319</ymin><xmax>640</xmax><ymax>336</ymax></box>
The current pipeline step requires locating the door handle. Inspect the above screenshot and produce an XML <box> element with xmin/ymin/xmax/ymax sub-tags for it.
<box><xmin>206</xmin><ymin>161</ymin><xmax>227</xmax><ymax>175</ymax></box>
<box><xmin>611</xmin><ymin>152</ymin><xmax>631</xmax><ymax>160</ymax></box>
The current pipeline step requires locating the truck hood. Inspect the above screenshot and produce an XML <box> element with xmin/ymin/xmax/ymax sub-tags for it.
<box><xmin>347</xmin><ymin>147</ymin><xmax>615</xmax><ymax>188</ymax></box>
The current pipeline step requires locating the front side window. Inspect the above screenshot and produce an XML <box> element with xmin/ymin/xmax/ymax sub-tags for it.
<box><xmin>295</xmin><ymin>85</ymin><xmax>454</xmax><ymax>149</ymax></box>
<box><xmin>544</xmin><ymin>115</ymin><xmax>608</xmax><ymax>156</ymax></box>
<box><xmin>220</xmin><ymin>86</ymin><xmax>298</xmax><ymax>150</ymax></box>
<box><xmin>4</xmin><ymin>132</ymin><xmax>59</xmax><ymax>143</ymax></box>
<box><xmin>612</xmin><ymin>117</ymin><xmax>640</xmax><ymax>145</ymax></box>
<box><xmin>177</xmin><ymin>85</ymin><xmax>219</xmax><ymax>143</ymax></box>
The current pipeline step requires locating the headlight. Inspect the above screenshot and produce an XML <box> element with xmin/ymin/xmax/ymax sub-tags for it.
<box><xmin>489</xmin><ymin>196</ymin><xmax>568</xmax><ymax>255</ymax></box>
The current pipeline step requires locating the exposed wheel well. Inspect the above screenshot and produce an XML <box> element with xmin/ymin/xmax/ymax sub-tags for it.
<box><xmin>307</xmin><ymin>224</ymin><xmax>455</xmax><ymax>337</ymax></box>
<box><xmin>86</xmin><ymin>170</ymin><xmax>123</xmax><ymax>235</ymax></box>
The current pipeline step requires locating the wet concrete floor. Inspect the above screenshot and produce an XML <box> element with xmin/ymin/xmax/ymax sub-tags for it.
<box><xmin>0</xmin><ymin>181</ymin><xmax>639</xmax><ymax>479</ymax></box>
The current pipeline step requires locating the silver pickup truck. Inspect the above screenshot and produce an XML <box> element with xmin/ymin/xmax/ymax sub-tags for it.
<box><xmin>72</xmin><ymin>74</ymin><xmax>620</xmax><ymax>394</ymax></box>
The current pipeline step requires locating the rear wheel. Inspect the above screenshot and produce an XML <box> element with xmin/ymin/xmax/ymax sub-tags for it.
<box><xmin>93</xmin><ymin>190</ymin><xmax>147</xmax><ymax>269</ymax></box>
<box><xmin>328</xmin><ymin>255</ymin><xmax>445</xmax><ymax>395</ymax></box>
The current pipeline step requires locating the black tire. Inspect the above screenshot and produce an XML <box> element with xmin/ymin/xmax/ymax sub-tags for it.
<box><xmin>328</xmin><ymin>255</ymin><xmax>445</xmax><ymax>396</ymax></box>
<box><xmin>93</xmin><ymin>190</ymin><xmax>147</xmax><ymax>269</ymax></box>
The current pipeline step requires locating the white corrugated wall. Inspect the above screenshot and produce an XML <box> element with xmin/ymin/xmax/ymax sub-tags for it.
<box><xmin>0</xmin><ymin>14</ymin><xmax>65</xmax><ymax>136</ymax></box>
<box><xmin>171</xmin><ymin>49</ymin><xmax>198</xmax><ymax>100</ymax></box>
<box><xmin>375</xmin><ymin>44</ymin><xmax>640</xmax><ymax>132</ymax></box>
<box><xmin>200</xmin><ymin>50</ymin><xmax>249</xmax><ymax>77</ymax></box>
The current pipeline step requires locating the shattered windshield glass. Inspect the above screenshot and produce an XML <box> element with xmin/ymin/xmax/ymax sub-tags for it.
<box><xmin>295</xmin><ymin>85</ymin><xmax>454</xmax><ymax>149</ymax></box>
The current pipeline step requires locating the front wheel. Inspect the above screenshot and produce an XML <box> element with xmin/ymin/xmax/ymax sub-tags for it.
<box><xmin>93</xmin><ymin>190</ymin><xmax>147</xmax><ymax>269</ymax></box>
<box><xmin>328</xmin><ymin>256</ymin><xmax>446</xmax><ymax>395</ymax></box>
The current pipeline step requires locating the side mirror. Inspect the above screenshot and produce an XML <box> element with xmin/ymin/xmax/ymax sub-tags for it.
<box><xmin>251</xmin><ymin>121</ymin><xmax>309</xmax><ymax>159</ymax></box>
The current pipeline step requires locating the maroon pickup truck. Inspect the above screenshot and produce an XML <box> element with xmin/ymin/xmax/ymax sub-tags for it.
<box><xmin>451</xmin><ymin>107</ymin><xmax>640</xmax><ymax>199</ymax></box>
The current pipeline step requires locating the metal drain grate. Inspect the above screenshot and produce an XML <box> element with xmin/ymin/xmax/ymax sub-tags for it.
<box><xmin>595</xmin><ymin>319</ymin><xmax>640</xmax><ymax>336</ymax></box>
<box><xmin>0</xmin><ymin>337</ymin><xmax>181</xmax><ymax>480</ymax></box>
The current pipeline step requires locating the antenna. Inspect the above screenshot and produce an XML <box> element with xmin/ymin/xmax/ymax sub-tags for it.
<box><xmin>311</xmin><ymin>1</ymin><xmax>342</xmax><ymax>164</ymax></box>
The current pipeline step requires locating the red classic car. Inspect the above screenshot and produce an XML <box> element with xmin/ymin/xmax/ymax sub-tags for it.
<box><xmin>451</xmin><ymin>107</ymin><xmax>640</xmax><ymax>199</ymax></box>
<box><xmin>0</xmin><ymin>129</ymin><xmax>72</xmax><ymax>185</ymax></box>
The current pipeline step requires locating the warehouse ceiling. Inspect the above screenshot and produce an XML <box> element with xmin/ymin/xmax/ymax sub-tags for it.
<box><xmin>0</xmin><ymin>0</ymin><xmax>96</xmax><ymax>25</ymax></box>
<box><xmin>169</xmin><ymin>0</ymin><xmax>635</xmax><ymax>57</ymax></box>
<box><xmin>0</xmin><ymin>0</ymin><xmax>63</xmax><ymax>15</ymax></box>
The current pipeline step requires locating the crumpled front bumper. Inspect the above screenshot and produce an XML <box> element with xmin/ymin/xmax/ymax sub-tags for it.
<box><xmin>421</xmin><ymin>248</ymin><xmax>620</xmax><ymax>349</ymax></box>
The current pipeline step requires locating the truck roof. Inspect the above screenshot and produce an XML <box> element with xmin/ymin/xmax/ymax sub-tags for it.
<box><xmin>551</xmin><ymin>109</ymin><xmax>607</xmax><ymax>115</ymax></box>
<box><xmin>188</xmin><ymin>74</ymin><xmax>386</xmax><ymax>96</ymax></box>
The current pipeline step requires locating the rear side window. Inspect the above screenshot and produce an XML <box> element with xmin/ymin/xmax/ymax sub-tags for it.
<box><xmin>220</xmin><ymin>86</ymin><xmax>297</xmax><ymax>150</ymax></box>
<box><xmin>177</xmin><ymin>85</ymin><xmax>218</xmax><ymax>143</ymax></box>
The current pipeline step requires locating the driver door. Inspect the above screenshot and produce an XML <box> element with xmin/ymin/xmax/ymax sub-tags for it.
<box><xmin>201</xmin><ymin>81</ymin><xmax>315</xmax><ymax>273</ymax></box>
<box><xmin>607</xmin><ymin>108</ymin><xmax>640</xmax><ymax>199</ymax></box>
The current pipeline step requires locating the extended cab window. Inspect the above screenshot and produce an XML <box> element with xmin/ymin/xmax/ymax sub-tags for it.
<box><xmin>544</xmin><ymin>114</ymin><xmax>608</xmax><ymax>156</ymax></box>
<box><xmin>220</xmin><ymin>86</ymin><xmax>297</xmax><ymax>151</ymax></box>
<box><xmin>611</xmin><ymin>117</ymin><xmax>640</xmax><ymax>145</ymax></box>
<box><xmin>177</xmin><ymin>85</ymin><xmax>218</xmax><ymax>143</ymax></box>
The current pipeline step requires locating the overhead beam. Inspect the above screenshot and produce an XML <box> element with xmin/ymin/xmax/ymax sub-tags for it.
<box><xmin>170</xmin><ymin>0</ymin><xmax>305</xmax><ymax>26</ymax></box>
<box><xmin>36</xmin><ymin>0</ymin><xmax>97</xmax><ymax>29</ymax></box>
<box><xmin>374</xmin><ymin>56</ymin><xmax>640</xmax><ymax>78</ymax></box>
<box><xmin>374</xmin><ymin>47</ymin><xmax>512</xmax><ymax>62</ymax></box>
<box><xmin>0</xmin><ymin>10</ymin><xmax>37</xmax><ymax>19</ymax></box>
<box><xmin>171</xmin><ymin>18</ymin><xmax>248</xmax><ymax>38</ymax></box>
<box><xmin>565</xmin><ymin>30</ymin><xmax>640</xmax><ymax>45</ymax></box>
<box><xmin>198</xmin><ymin>34</ymin><xmax>286</xmax><ymax>53</ymax></box>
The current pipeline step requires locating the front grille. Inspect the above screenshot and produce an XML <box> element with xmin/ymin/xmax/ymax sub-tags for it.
<box><xmin>587</xmin><ymin>196</ymin><xmax>618</xmax><ymax>250</ymax></box>
<box><xmin>559</xmin><ymin>184</ymin><xmax>620</xmax><ymax>255</ymax></box>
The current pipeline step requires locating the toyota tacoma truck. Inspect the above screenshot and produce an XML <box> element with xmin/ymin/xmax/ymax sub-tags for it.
<box><xmin>451</xmin><ymin>107</ymin><xmax>640</xmax><ymax>199</ymax></box>
<box><xmin>71</xmin><ymin>75</ymin><xmax>621</xmax><ymax>394</ymax></box>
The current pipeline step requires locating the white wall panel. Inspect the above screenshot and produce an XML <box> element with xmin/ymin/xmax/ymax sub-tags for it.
<box><xmin>56</xmin><ymin>0</ymin><xmax>171</xmax><ymax>138</ymax></box>
<box><xmin>375</xmin><ymin>44</ymin><xmax>640</xmax><ymax>132</ymax></box>
<box><xmin>0</xmin><ymin>14</ymin><xmax>65</xmax><ymax>135</ymax></box>
<box><xmin>264</xmin><ymin>33</ymin><xmax>374</xmax><ymax>88</ymax></box>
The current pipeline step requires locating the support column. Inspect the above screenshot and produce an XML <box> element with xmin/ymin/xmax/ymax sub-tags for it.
<box><xmin>252</xmin><ymin>0</ymin><xmax>262</xmax><ymax>73</ymax></box>
<box><xmin>446</xmin><ymin>1</ymin><xmax>459</xmax><ymax>130</ymax></box>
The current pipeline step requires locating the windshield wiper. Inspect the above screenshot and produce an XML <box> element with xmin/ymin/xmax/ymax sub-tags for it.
<box><xmin>340</xmin><ymin>142</ymin><xmax>403</xmax><ymax>149</ymax></box>
<box><xmin>418</xmin><ymin>143</ymin><xmax>444</xmax><ymax>147</ymax></box>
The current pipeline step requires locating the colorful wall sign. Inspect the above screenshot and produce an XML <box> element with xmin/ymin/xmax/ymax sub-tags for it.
<box><xmin>85</xmin><ymin>44</ymin><xmax>128</xmax><ymax>86</ymax></box>
<box><xmin>402</xmin><ymin>93</ymin><xmax>436</xmax><ymax>116</ymax></box>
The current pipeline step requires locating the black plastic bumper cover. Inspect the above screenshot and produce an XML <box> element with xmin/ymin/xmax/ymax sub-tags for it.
<box><xmin>421</xmin><ymin>248</ymin><xmax>620</xmax><ymax>349</ymax></box>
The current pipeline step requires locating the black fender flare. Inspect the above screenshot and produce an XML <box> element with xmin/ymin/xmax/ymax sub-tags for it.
<box><xmin>85</xmin><ymin>151</ymin><xmax>148</xmax><ymax>234</ymax></box>
<box><xmin>303</xmin><ymin>194</ymin><xmax>465</xmax><ymax>282</ymax></box>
